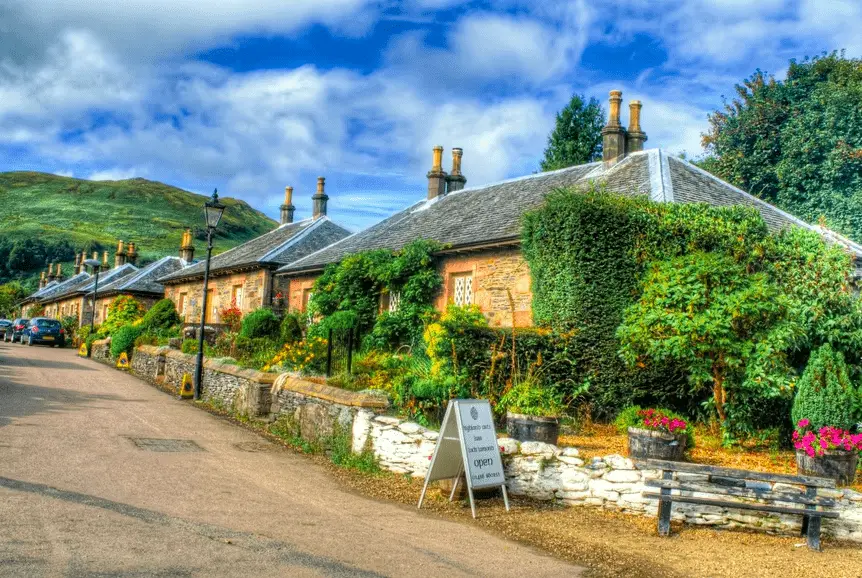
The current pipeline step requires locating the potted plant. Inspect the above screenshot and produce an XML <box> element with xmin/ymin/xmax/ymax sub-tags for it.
<box><xmin>499</xmin><ymin>380</ymin><xmax>564</xmax><ymax>445</ymax></box>
<box><xmin>616</xmin><ymin>406</ymin><xmax>691</xmax><ymax>461</ymax></box>
<box><xmin>793</xmin><ymin>419</ymin><xmax>862</xmax><ymax>485</ymax></box>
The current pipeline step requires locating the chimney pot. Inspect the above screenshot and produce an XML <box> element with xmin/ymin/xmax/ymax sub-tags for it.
<box><xmin>445</xmin><ymin>147</ymin><xmax>467</xmax><ymax>193</ymax></box>
<box><xmin>115</xmin><ymin>239</ymin><xmax>126</xmax><ymax>268</ymax></box>
<box><xmin>102</xmin><ymin>251</ymin><xmax>109</xmax><ymax>268</ymax></box>
<box><xmin>602</xmin><ymin>89</ymin><xmax>628</xmax><ymax>164</ymax></box>
<box><xmin>180</xmin><ymin>228</ymin><xmax>195</xmax><ymax>262</ymax></box>
<box><xmin>626</xmin><ymin>100</ymin><xmax>647</xmax><ymax>153</ymax></box>
<box><xmin>280</xmin><ymin>185</ymin><xmax>296</xmax><ymax>225</ymax></box>
<box><xmin>312</xmin><ymin>177</ymin><xmax>328</xmax><ymax>219</ymax></box>
<box><xmin>426</xmin><ymin>145</ymin><xmax>448</xmax><ymax>200</ymax></box>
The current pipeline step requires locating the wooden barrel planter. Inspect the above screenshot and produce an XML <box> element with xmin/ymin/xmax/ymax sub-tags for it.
<box><xmin>796</xmin><ymin>450</ymin><xmax>859</xmax><ymax>486</ymax></box>
<box><xmin>627</xmin><ymin>427</ymin><xmax>686</xmax><ymax>461</ymax></box>
<box><xmin>506</xmin><ymin>412</ymin><xmax>560</xmax><ymax>445</ymax></box>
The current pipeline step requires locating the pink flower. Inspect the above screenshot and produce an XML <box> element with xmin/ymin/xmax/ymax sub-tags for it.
<box><xmin>798</xmin><ymin>419</ymin><xmax>810</xmax><ymax>428</ymax></box>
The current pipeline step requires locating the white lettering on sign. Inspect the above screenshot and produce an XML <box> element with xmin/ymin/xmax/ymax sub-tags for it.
<box><xmin>457</xmin><ymin>400</ymin><xmax>505</xmax><ymax>489</ymax></box>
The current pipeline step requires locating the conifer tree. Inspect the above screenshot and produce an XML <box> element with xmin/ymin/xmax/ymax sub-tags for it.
<box><xmin>540</xmin><ymin>94</ymin><xmax>605</xmax><ymax>171</ymax></box>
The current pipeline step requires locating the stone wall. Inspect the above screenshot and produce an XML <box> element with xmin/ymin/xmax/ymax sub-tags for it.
<box><xmin>90</xmin><ymin>338</ymin><xmax>112</xmax><ymax>363</ymax></box>
<box><xmin>284</xmin><ymin>274</ymin><xmax>318</xmax><ymax>313</ymax></box>
<box><xmin>435</xmin><ymin>247</ymin><xmax>532</xmax><ymax>328</ymax></box>
<box><xmin>270</xmin><ymin>373</ymin><xmax>388</xmax><ymax>441</ymax></box>
<box><xmin>164</xmin><ymin>268</ymin><xmax>272</xmax><ymax>324</ymax></box>
<box><xmin>349</xmin><ymin>410</ymin><xmax>862</xmax><ymax>543</ymax></box>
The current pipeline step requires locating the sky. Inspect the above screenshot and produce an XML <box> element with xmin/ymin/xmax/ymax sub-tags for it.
<box><xmin>1</xmin><ymin>0</ymin><xmax>860</xmax><ymax>231</ymax></box>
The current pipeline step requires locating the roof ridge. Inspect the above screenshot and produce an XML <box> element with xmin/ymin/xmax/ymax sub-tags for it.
<box><xmin>259</xmin><ymin>217</ymin><xmax>328</xmax><ymax>262</ymax></box>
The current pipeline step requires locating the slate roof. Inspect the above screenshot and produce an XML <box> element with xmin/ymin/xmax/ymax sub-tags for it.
<box><xmin>159</xmin><ymin>216</ymin><xmax>351</xmax><ymax>283</ymax></box>
<box><xmin>97</xmin><ymin>256</ymin><xmax>188</xmax><ymax>296</ymax></box>
<box><xmin>278</xmin><ymin>149</ymin><xmax>862</xmax><ymax>275</ymax></box>
<box><xmin>40</xmin><ymin>263</ymin><xmax>139</xmax><ymax>303</ymax></box>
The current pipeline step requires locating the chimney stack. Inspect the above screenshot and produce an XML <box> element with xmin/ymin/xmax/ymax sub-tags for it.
<box><xmin>445</xmin><ymin>148</ymin><xmax>466</xmax><ymax>193</ymax></box>
<box><xmin>102</xmin><ymin>251</ymin><xmax>109</xmax><ymax>269</ymax></box>
<box><xmin>55</xmin><ymin>263</ymin><xmax>63</xmax><ymax>281</ymax></box>
<box><xmin>626</xmin><ymin>100</ymin><xmax>647</xmax><ymax>153</ymax></box>
<box><xmin>427</xmin><ymin>145</ymin><xmax>447</xmax><ymax>200</ymax></box>
<box><xmin>180</xmin><ymin>229</ymin><xmax>195</xmax><ymax>262</ymax></box>
<box><xmin>126</xmin><ymin>242</ymin><xmax>137</xmax><ymax>265</ymax></box>
<box><xmin>601</xmin><ymin>90</ymin><xmax>627</xmax><ymax>164</ymax></box>
<box><xmin>74</xmin><ymin>252</ymin><xmax>82</xmax><ymax>275</ymax></box>
<box><xmin>280</xmin><ymin>186</ymin><xmax>296</xmax><ymax>225</ymax></box>
<box><xmin>312</xmin><ymin>177</ymin><xmax>328</xmax><ymax>219</ymax></box>
<box><xmin>114</xmin><ymin>240</ymin><xmax>126</xmax><ymax>269</ymax></box>
<box><xmin>47</xmin><ymin>262</ymin><xmax>56</xmax><ymax>282</ymax></box>
<box><xmin>39</xmin><ymin>271</ymin><xmax>46</xmax><ymax>289</ymax></box>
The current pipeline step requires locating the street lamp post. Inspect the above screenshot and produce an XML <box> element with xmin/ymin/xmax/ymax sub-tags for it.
<box><xmin>83</xmin><ymin>258</ymin><xmax>102</xmax><ymax>332</ymax></box>
<box><xmin>194</xmin><ymin>189</ymin><xmax>226</xmax><ymax>400</ymax></box>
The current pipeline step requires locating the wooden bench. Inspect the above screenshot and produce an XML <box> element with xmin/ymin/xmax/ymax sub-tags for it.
<box><xmin>636</xmin><ymin>459</ymin><xmax>840</xmax><ymax>550</ymax></box>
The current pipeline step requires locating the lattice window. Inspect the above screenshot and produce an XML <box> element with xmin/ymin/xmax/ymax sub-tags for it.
<box><xmin>389</xmin><ymin>291</ymin><xmax>401</xmax><ymax>313</ymax></box>
<box><xmin>453</xmin><ymin>274</ymin><xmax>473</xmax><ymax>307</ymax></box>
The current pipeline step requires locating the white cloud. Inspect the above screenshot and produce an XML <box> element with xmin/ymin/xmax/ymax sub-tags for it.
<box><xmin>87</xmin><ymin>168</ymin><xmax>142</xmax><ymax>181</ymax></box>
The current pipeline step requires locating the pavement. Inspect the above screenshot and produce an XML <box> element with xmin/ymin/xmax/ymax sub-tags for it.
<box><xmin>0</xmin><ymin>341</ymin><xmax>582</xmax><ymax>577</ymax></box>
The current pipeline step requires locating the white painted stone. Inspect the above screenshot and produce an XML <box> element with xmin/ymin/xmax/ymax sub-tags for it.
<box><xmin>398</xmin><ymin>421</ymin><xmax>422</xmax><ymax>434</ymax></box>
<box><xmin>605</xmin><ymin>454</ymin><xmax>635</xmax><ymax>470</ymax></box>
<box><xmin>560</xmin><ymin>447</ymin><xmax>580</xmax><ymax>457</ymax></box>
<box><xmin>423</xmin><ymin>431</ymin><xmax>439</xmax><ymax>440</ymax></box>
<box><xmin>604</xmin><ymin>469</ymin><xmax>642</xmax><ymax>484</ymax></box>
<box><xmin>559</xmin><ymin>469</ymin><xmax>590</xmax><ymax>492</ymax></box>
<box><xmin>557</xmin><ymin>490</ymin><xmax>591</xmax><ymax>502</ymax></box>
<box><xmin>519</xmin><ymin>441</ymin><xmax>558</xmax><ymax>457</ymax></box>
<box><xmin>351</xmin><ymin>409</ymin><xmax>373</xmax><ymax>453</ymax></box>
<box><xmin>557</xmin><ymin>456</ymin><xmax>585</xmax><ymax>466</ymax></box>
<box><xmin>373</xmin><ymin>416</ymin><xmax>402</xmax><ymax>426</ymax></box>
<box><xmin>497</xmin><ymin>437</ymin><xmax>520</xmax><ymax>455</ymax></box>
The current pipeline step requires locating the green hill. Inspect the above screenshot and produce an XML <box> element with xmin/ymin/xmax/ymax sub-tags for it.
<box><xmin>0</xmin><ymin>171</ymin><xmax>278</xmax><ymax>290</ymax></box>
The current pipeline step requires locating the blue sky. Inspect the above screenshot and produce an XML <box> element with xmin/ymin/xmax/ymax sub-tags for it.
<box><xmin>1</xmin><ymin>0</ymin><xmax>860</xmax><ymax>231</ymax></box>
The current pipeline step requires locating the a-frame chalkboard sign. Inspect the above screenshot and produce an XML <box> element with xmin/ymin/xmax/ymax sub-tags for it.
<box><xmin>417</xmin><ymin>399</ymin><xmax>510</xmax><ymax>518</ymax></box>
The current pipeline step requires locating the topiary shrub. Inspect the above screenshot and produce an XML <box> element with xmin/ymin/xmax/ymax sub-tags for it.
<box><xmin>240</xmin><ymin>308</ymin><xmax>280</xmax><ymax>339</ymax></box>
<box><xmin>111</xmin><ymin>324</ymin><xmax>142</xmax><ymax>359</ymax></box>
<box><xmin>792</xmin><ymin>344</ymin><xmax>858</xmax><ymax>431</ymax></box>
<box><xmin>280</xmin><ymin>312</ymin><xmax>304</xmax><ymax>344</ymax></box>
<box><xmin>101</xmin><ymin>295</ymin><xmax>145</xmax><ymax>335</ymax></box>
<box><xmin>140</xmin><ymin>299</ymin><xmax>182</xmax><ymax>332</ymax></box>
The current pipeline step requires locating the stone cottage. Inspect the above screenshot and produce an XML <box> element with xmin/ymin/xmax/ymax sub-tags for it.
<box><xmin>158</xmin><ymin>181</ymin><xmax>350</xmax><ymax>325</ymax></box>
<box><xmin>276</xmin><ymin>90</ymin><xmax>862</xmax><ymax>327</ymax></box>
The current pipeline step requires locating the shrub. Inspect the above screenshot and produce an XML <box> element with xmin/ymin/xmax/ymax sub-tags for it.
<box><xmin>110</xmin><ymin>324</ymin><xmax>142</xmax><ymax>359</ymax></box>
<box><xmin>101</xmin><ymin>295</ymin><xmax>145</xmax><ymax>335</ymax></box>
<box><xmin>264</xmin><ymin>336</ymin><xmax>328</xmax><ymax>373</ymax></box>
<box><xmin>219</xmin><ymin>300</ymin><xmax>242</xmax><ymax>332</ymax></box>
<box><xmin>615</xmin><ymin>405</ymin><xmax>695</xmax><ymax>449</ymax></box>
<box><xmin>240</xmin><ymin>308</ymin><xmax>280</xmax><ymax>339</ymax></box>
<box><xmin>792</xmin><ymin>344</ymin><xmax>858</xmax><ymax>431</ymax></box>
<box><xmin>140</xmin><ymin>299</ymin><xmax>182</xmax><ymax>332</ymax></box>
<box><xmin>181</xmin><ymin>338</ymin><xmax>199</xmax><ymax>354</ymax></box>
<box><xmin>497</xmin><ymin>379</ymin><xmax>565</xmax><ymax>417</ymax></box>
<box><xmin>280</xmin><ymin>312</ymin><xmax>305</xmax><ymax>344</ymax></box>
<box><xmin>134</xmin><ymin>333</ymin><xmax>159</xmax><ymax>347</ymax></box>
<box><xmin>59</xmin><ymin>315</ymin><xmax>79</xmax><ymax>340</ymax></box>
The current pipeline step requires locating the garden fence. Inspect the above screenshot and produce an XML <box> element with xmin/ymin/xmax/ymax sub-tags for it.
<box><xmin>325</xmin><ymin>326</ymin><xmax>360</xmax><ymax>377</ymax></box>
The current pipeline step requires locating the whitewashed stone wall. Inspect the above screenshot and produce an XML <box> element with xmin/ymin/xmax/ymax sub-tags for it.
<box><xmin>351</xmin><ymin>409</ymin><xmax>862</xmax><ymax>543</ymax></box>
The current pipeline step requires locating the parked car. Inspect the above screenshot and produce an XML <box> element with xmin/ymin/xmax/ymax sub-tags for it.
<box><xmin>0</xmin><ymin>319</ymin><xmax>11</xmax><ymax>337</ymax></box>
<box><xmin>5</xmin><ymin>318</ymin><xmax>29</xmax><ymax>343</ymax></box>
<box><xmin>23</xmin><ymin>318</ymin><xmax>65</xmax><ymax>347</ymax></box>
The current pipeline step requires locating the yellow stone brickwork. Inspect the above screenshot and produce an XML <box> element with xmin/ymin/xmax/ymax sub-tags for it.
<box><xmin>164</xmin><ymin>269</ymin><xmax>271</xmax><ymax>324</ymax></box>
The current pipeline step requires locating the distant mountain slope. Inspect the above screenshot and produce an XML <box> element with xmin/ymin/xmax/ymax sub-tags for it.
<box><xmin>0</xmin><ymin>171</ymin><xmax>278</xmax><ymax>289</ymax></box>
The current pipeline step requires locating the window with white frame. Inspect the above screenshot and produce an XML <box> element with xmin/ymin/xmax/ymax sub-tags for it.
<box><xmin>452</xmin><ymin>273</ymin><xmax>473</xmax><ymax>306</ymax></box>
<box><xmin>389</xmin><ymin>291</ymin><xmax>401</xmax><ymax>313</ymax></box>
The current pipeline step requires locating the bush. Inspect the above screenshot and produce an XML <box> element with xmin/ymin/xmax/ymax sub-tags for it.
<box><xmin>792</xmin><ymin>344</ymin><xmax>859</xmax><ymax>431</ymax></box>
<box><xmin>280</xmin><ymin>312</ymin><xmax>305</xmax><ymax>344</ymax></box>
<box><xmin>101</xmin><ymin>295</ymin><xmax>145</xmax><ymax>335</ymax></box>
<box><xmin>59</xmin><ymin>315</ymin><xmax>79</xmax><ymax>340</ymax></box>
<box><xmin>181</xmin><ymin>338</ymin><xmax>199</xmax><ymax>355</ymax></box>
<box><xmin>140</xmin><ymin>299</ymin><xmax>182</xmax><ymax>332</ymax></box>
<box><xmin>110</xmin><ymin>324</ymin><xmax>142</xmax><ymax>359</ymax></box>
<box><xmin>240</xmin><ymin>308</ymin><xmax>280</xmax><ymax>339</ymax></box>
<box><xmin>134</xmin><ymin>333</ymin><xmax>159</xmax><ymax>347</ymax></box>
<box><xmin>497</xmin><ymin>379</ymin><xmax>565</xmax><ymax>417</ymax></box>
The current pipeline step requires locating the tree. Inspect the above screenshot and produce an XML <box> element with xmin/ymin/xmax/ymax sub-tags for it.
<box><xmin>0</xmin><ymin>282</ymin><xmax>26</xmax><ymax>318</ymax></box>
<box><xmin>617</xmin><ymin>252</ymin><xmax>802</xmax><ymax>430</ymax></box>
<box><xmin>701</xmin><ymin>52</ymin><xmax>862</xmax><ymax>241</ymax></box>
<box><xmin>540</xmin><ymin>93</ymin><xmax>605</xmax><ymax>171</ymax></box>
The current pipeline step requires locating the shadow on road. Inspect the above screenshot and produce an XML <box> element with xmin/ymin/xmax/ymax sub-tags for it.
<box><xmin>0</xmin><ymin>343</ymin><xmax>127</xmax><ymax>429</ymax></box>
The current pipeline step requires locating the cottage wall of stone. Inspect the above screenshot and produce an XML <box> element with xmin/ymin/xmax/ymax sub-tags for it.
<box><xmin>285</xmin><ymin>274</ymin><xmax>319</xmax><ymax>312</ymax></box>
<box><xmin>44</xmin><ymin>295</ymin><xmax>87</xmax><ymax>325</ymax></box>
<box><xmin>94</xmin><ymin>295</ymin><xmax>159</xmax><ymax>325</ymax></box>
<box><xmin>434</xmin><ymin>247</ymin><xmax>533</xmax><ymax>327</ymax></box>
<box><xmin>165</xmin><ymin>269</ymin><xmax>272</xmax><ymax>323</ymax></box>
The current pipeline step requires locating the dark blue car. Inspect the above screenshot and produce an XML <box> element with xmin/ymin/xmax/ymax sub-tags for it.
<box><xmin>23</xmin><ymin>317</ymin><xmax>66</xmax><ymax>347</ymax></box>
<box><xmin>5</xmin><ymin>318</ymin><xmax>29</xmax><ymax>343</ymax></box>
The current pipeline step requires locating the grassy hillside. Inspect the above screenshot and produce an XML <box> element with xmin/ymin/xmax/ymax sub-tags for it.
<box><xmin>0</xmin><ymin>171</ymin><xmax>278</xmax><ymax>289</ymax></box>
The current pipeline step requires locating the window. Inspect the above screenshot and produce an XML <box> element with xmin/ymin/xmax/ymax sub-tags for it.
<box><xmin>178</xmin><ymin>293</ymin><xmax>187</xmax><ymax>321</ymax></box>
<box><xmin>231</xmin><ymin>285</ymin><xmax>244</xmax><ymax>310</ymax></box>
<box><xmin>102</xmin><ymin>304</ymin><xmax>109</xmax><ymax>323</ymax></box>
<box><xmin>302</xmin><ymin>289</ymin><xmax>313</xmax><ymax>312</ymax></box>
<box><xmin>452</xmin><ymin>273</ymin><xmax>473</xmax><ymax>307</ymax></box>
<box><xmin>205</xmin><ymin>289</ymin><xmax>216</xmax><ymax>323</ymax></box>
<box><xmin>389</xmin><ymin>291</ymin><xmax>401</xmax><ymax>313</ymax></box>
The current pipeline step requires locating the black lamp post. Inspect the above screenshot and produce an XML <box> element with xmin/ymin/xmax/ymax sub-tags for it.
<box><xmin>83</xmin><ymin>258</ymin><xmax>102</xmax><ymax>332</ymax></box>
<box><xmin>193</xmin><ymin>188</ymin><xmax>226</xmax><ymax>400</ymax></box>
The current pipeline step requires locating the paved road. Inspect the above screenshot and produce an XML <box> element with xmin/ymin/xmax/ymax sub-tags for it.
<box><xmin>0</xmin><ymin>342</ymin><xmax>581</xmax><ymax>577</ymax></box>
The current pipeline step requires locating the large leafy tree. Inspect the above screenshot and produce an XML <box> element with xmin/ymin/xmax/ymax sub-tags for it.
<box><xmin>540</xmin><ymin>94</ymin><xmax>605</xmax><ymax>171</ymax></box>
<box><xmin>701</xmin><ymin>52</ymin><xmax>862</xmax><ymax>240</ymax></box>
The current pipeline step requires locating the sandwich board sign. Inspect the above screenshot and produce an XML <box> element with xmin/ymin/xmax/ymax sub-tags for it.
<box><xmin>417</xmin><ymin>399</ymin><xmax>509</xmax><ymax>518</ymax></box>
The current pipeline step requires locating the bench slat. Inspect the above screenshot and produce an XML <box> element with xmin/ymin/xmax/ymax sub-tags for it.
<box><xmin>642</xmin><ymin>491</ymin><xmax>840</xmax><ymax>518</ymax></box>
<box><xmin>635</xmin><ymin>459</ymin><xmax>836</xmax><ymax>488</ymax></box>
<box><xmin>645</xmin><ymin>479</ymin><xmax>835</xmax><ymax>507</ymax></box>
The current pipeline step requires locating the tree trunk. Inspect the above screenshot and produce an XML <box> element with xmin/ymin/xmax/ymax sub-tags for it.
<box><xmin>712</xmin><ymin>368</ymin><xmax>727</xmax><ymax>422</ymax></box>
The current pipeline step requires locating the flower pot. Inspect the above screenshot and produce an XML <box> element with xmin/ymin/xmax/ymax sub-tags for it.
<box><xmin>627</xmin><ymin>427</ymin><xmax>686</xmax><ymax>461</ymax></box>
<box><xmin>796</xmin><ymin>449</ymin><xmax>859</xmax><ymax>486</ymax></box>
<box><xmin>506</xmin><ymin>412</ymin><xmax>559</xmax><ymax>445</ymax></box>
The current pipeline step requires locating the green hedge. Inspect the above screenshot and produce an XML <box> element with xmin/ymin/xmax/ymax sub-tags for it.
<box><xmin>111</xmin><ymin>325</ymin><xmax>142</xmax><ymax>359</ymax></box>
<box><xmin>792</xmin><ymin>344</ymin><xmax>858</xmax><ymax>430</ymax></box>
<box><xmin>240</xmin><ymin>308</ymin><xmax>280</xmax><ymax>339</ymax></box>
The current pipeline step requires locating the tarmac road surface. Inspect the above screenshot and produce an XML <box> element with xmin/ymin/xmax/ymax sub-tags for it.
<box><xmin>0</xmin><ymin>341</ymin><xmax>582</xmax><ymax>577</ymax></box>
